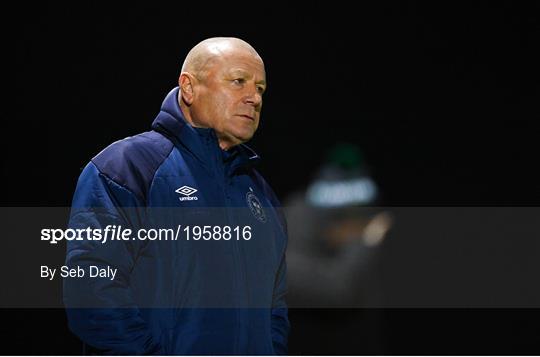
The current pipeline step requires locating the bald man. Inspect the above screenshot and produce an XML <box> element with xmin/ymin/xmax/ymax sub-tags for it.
<box><xmin>179</xmin><ymin>37</ymin><xmax>266</xmax><ymax>150</ymax></box>
<box><xmin>64</xmin><ymin>38</ymin><xmax>289</xmax><ymax>355</ymax></box>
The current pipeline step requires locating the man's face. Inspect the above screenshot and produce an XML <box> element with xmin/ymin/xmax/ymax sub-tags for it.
<box><xmin>191</xmin><ymin>50</ymin><xmax>266</xmax><ymax>149</ymax></box>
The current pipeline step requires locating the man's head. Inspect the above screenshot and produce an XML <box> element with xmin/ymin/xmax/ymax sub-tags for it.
<box><xmin>178</xmin><ymin>37</ymin><xmax>266</xmax><ymax>150</ymax></box>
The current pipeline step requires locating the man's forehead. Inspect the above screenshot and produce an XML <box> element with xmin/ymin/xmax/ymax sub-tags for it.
<box><xmin>202</xmin><ymin>49</ymin><xmax>265</xmax><ymax>80</ymax></box>
<box><xmin>228</xmin><ymin>67</ymin><xmax>266</xmax><ymax>79</ymax></box>
<box><xmin>224</xmin><ymin>50</ymin><xmax>264</xmax><ymax>67</ymax></box>
<box><xmin>217</xmin><ymin>54</ymin><xmax>265</xmax><ymax>77</ymax></box>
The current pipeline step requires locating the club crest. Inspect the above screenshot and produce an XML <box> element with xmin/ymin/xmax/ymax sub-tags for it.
<box><xmin>246</xmin><ymin>188</ymin><xmax>267</xmax><ymax>223</ymax></box>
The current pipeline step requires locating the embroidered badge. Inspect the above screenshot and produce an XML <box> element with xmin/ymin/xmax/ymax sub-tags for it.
<box><xmin>246</xmin><ymin>187</ymin><xmax>267</xmax><ymax>223</ymax></box>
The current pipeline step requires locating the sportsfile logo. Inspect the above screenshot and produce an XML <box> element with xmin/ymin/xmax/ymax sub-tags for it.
<box><xmin>176</xmin><ymin>185</ymin><xmax>199</xmax><ymax>201</ymax></box>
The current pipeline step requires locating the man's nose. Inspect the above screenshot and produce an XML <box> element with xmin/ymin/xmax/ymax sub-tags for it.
<box><xmin>244</xmin><ymin>88</ymin><xmax>262</xmax><ymax>108</ymax></box>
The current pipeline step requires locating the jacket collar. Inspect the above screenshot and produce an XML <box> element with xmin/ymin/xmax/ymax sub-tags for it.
<box><xmin>151</xmin><ymin>87</ymin><xmax>260</xmax><ymax>173</ymax></box>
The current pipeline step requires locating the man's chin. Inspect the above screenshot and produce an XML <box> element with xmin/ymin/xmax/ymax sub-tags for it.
<box><xmin>232</xmin><ymin>129</ymin><xmax>256</xmax><ymax>144</ymax></box>
<box><xmin>218</xmin><ymin>132</ymin><xmax>254</xmax><ymax>150</ymax></box>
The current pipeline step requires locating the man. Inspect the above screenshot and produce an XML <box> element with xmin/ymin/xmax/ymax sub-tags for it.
<box><xmin>64</xmin><ymin>37</ymin><xmax>289</xmax><ymax>355</ymax></box>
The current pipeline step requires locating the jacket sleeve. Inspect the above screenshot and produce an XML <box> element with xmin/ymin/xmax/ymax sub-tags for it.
<box><xmin>271</xmin><ymin>251</ymin><xmax>290</xmax><ymax>355</ymax></box>
<box><xmin>64</xmin><ymin>162</ymin><xmax>163</xmax><ymax>355</ymax></box>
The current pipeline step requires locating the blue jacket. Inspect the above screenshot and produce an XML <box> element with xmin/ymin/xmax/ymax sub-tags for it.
<box><xmin>64</xmin><ymin>88</ymin><xmax>289</xmax><ymax>355</ymax></box>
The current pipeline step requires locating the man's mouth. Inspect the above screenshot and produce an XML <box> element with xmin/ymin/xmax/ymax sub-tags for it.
<box><xmin>237</xmin><ymin>114</ymin><xmax>255</xmax><ymax>121</ymax></box>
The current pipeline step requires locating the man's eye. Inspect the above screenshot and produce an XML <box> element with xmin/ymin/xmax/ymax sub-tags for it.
<box><xmin>257</xmin><ymin>86</ymin><xmax>266</xmax><ymax>94</ymax></box>
<box><xmin>232</xmin><ymin>78</ymin><xmax>245</xmax><ymax>85</ymax></box>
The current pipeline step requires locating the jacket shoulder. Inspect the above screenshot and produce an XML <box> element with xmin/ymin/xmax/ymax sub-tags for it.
<box><xmin>91</xmin><ymin>131</ymin><xmax>174</xmax><ymax>202</ymax></box>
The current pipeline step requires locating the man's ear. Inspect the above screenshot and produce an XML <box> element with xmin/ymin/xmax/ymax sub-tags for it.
<box><xmin>179</xmin><ymin>72</ymin><xmax>195</xmax><ymax>105</ymax></box>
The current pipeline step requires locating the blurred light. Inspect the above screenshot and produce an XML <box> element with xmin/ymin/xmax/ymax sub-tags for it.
<box><xmin>307</xmin><ymin>177</ymin><xmax>378</xmax><ymax>207</ymax></box>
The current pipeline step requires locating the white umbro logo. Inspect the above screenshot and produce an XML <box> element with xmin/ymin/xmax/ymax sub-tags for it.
<box><xmin>176</xmin><ymin>186</ymin><xmax>197</xmax><ymax>196</ymax></box>
<box><xmin>175</xmin><ymin>186</ymin><xmax>199</xmax><ymax>201</ymax></box>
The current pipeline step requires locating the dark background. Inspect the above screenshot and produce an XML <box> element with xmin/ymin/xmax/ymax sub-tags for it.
<box><xmin>3</xmin><ymin>1</ymin><xmax>540</xmax><ymax>355</ymax></box>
